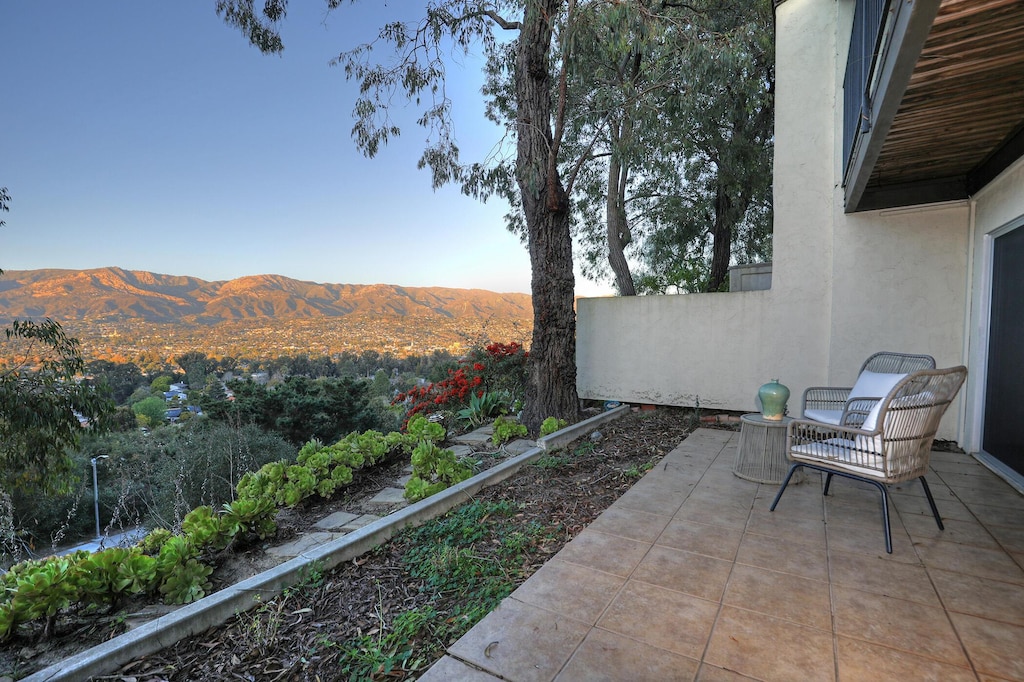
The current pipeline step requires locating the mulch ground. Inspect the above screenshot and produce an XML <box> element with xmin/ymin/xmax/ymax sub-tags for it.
<box><xmin>108</xmin><ymin>408</ymin><xmax>703</xmax><ymax>681</ymax></box>
<box><xmin>1</xmin><ymin>408</ymin><xmax>712</xmax><ymax>680</ymax></box>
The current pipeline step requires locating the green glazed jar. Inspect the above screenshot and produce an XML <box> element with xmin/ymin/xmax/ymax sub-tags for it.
<box><xmin>758</xmin><ymin>379</ymin><xmax>790</xmax><ymax>421</ymax></box>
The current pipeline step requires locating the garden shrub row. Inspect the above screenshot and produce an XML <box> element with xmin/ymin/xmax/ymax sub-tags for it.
<box><xmin>0</xmin><ymin>414</ymin><xmax>452</xmax><ymax>641</ymax></box>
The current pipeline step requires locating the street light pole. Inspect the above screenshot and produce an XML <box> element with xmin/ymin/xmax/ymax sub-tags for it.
<box><xmin>91</xmin><ymin>455</ymin><xmax>109</xmax><ymax>542</ymax></box>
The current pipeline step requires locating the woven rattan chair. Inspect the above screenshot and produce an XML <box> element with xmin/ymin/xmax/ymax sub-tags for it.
<box><xmin>771</xmin><ymin>366</ymin><xmax>967</xmax><ymax>553</ymax></box>
<box><xmin>802</xmin><ymin>351</ymin><xmax>936</xmax><ymax>427</ymax></box>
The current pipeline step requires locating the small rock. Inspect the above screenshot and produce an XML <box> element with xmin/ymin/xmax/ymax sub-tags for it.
<box><xmin>590</xmin><ymin>430</ymin><xmax>603</xmax><ymax>442</ymax></box>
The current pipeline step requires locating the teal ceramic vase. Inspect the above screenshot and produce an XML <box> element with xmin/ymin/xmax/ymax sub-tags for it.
<box><xmin>758</xmin><ymin>379</ymin><xmax>790</xmax><ymax>421</ymax></box>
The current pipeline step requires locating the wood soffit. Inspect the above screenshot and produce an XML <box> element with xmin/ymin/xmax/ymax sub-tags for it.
<box><xmin>867</xmin><ymin>0</ymin><xmax>1024</xmax><ymax>202</ymax></box>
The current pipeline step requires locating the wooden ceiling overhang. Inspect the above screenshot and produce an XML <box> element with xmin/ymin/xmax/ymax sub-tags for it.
<box><xmin>843</xmin><ymin>0</ymin><xmax>1024</xmax><ymax>213</ymax></box>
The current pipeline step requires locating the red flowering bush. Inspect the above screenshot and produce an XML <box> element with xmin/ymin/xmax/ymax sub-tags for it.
<box><xmin>393</xmin><ymin>341</ymin><xmax>528</xmax><ymax>428</ymax></box>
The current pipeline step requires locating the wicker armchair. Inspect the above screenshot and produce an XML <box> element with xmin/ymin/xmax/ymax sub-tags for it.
<box><xmin>771</xmin><ymin>366</ymin><xmax>967</xmax><ymax>553</ymax></box>
<box><xmin>802</xmin><ymin>351</ymin><xmax>936</xmax><ymax>427</ymax></box>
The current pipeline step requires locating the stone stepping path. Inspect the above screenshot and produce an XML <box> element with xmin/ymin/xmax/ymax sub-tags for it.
<box><xmin>263</xmin><ymin>425</ymin><xmax>535</xmax><ymax>560</ymax></box>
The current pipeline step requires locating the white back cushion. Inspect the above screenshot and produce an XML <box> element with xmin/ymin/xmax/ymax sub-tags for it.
<box><xmin>850</xmin><ymin>371</ymin><xmax>907</xmax><ymax>431</ymax></box>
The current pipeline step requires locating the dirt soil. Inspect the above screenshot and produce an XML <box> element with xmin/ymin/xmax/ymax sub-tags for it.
<box><xmin>2</xmin><ymin>408</ymin><xmax>713</xmax><ymax>680</ymax></box>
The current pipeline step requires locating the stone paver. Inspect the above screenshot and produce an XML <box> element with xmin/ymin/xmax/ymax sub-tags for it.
<box><xmin>425</xmin><ymin>428</ymin><xmax>1024</xmax><ymax>681</ymax></box>
<box><xmin>340</xmin><ymin>513</ymin><xmax>381</xmax><ymax>531</ymax></box>
<box><xmin>267</xmin><ymin>532</ymin><xmax>342</xmax><ymax>558</ymax></box>
<box><xmin>367</xmin><ymin>487</ymin><xmax>408</xmax><ymax>506</ymax></box>
<box><xmin>501</xmin><ymin>438</ymin><xmax>536</xmax><ymax>455</ymax></box>
<box><xmin>448</xmin><ymin>444</ymin><xmax>475</xmax><ymax>457</ymax></box>
<box><xmin>313</xmin><ymin>511</ymin><xmax>359</xmax><ymax>531</ymax></box>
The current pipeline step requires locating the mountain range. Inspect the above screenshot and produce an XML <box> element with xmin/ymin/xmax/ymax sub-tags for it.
<box><xmin>0</xmin><ymin>268</ymin><xmax>533</xmax><ymax>325</ymax></box>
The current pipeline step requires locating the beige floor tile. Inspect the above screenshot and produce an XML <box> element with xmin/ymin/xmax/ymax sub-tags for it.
<box><xmin>631</xmin><ymin>545</ymin><xmax>732</xmax><ymax>602</ymax></box>
<box><xmin>832</xmin><ymin>585</ymin><xmax>968</xmax><ymax>666</ymax></box>
<box><xmin>930</xmin><ymin>568</ymin><xmax>1024</xmax><ymax>626</ymax></box>
<box><xmin>951</xmin><ymin>612</ymin><xmax>1024</xmax><ymax>681</ymax></box>
<box><xmin>826</xmin><ymin>496</ymin><xmax>900</xmax><ymax>529</ymax></box>
<box><xmin>554</xmin><ymin>627</ymin><xmax>700</xmax><ymax>682</ymax></box>
<box><xmin>586</xmin><ymin>506</ymin><xmax>671</xmax><ymax>544</ymax></box>
<box><xmin>836</xmin><ymin>636</ymin><xmax>976</xmax><ymax>682</ymax></box>
<box><xmin>824</xmin><ymin>519</ymin><xmax>918</xmax><ymax>560</ymax></box>
<box><xmin>891</xmin><ymin>492</ymin><xmax>976</xmax><ymax>523</ymax></box>
<box><xmin>513</xmin><ymin>559</ymin><xmax>625</xmax><ymax>626</ymax></box>
<box><xmin>417</xmin><ymin>656</ymin><xmax>504</xmax><ymax>681</ymax></box>
<box><xmin>704</xmin><ymin>606</ymin><xmax>835</xmax><ymax>681</ymax></box>
<box><xmin>695</xmin><ymin>664</ymin><xmax>760</xmax><ymax>681</ymax></box>
<box><xmin>656</xmin><ymin>518</ymin><xmax>743</xmax><ymax>561</ymax></box>
<box><xmin>674</xmin><ymin>497</ymin><xmax>752</xmax><ymax>529</ymax></box>
<box><xmin>970</xmin><ymin>503</ymin><xmax>1024</xmax><ymax>529</ymax></box>
<box><xmin>745</xmin><ymin>508</ymin><xmax>827</xmax><ymax>546</ymax></box>
<box><xmin>722</xmin><ymin>563</ymin><xmax>831</xmax><ymax>630</ymax></box>
<box><xmin>987</xmin><ymin>523</ymin><xmax>1024</xmax><ymax>553</ymax></box>
<box><xmin>735</xmin><ymin>532</ymin><xmax>829</xmax><ymax>582</ymax></box>
<box><xmin>597</xmin><ymin>580</ymin><xmax>719</xmax><ymax>660</ymax></box>
<box><xmin>447</xmin><ymin>598</ymin><xmax>591</xmax><ymax>682</ymax></box>
<box><xmin>555</xmin><ymin>529</ymin><xmax>652</xmax><ymax>577</ymax></box>
<box><xmin>888</xmin><ymin>477</ymin><xmax>958</xmax><ymax>501</ymax></box>
<box><xmin>949</xmin><ymin>485</ymin><xmax>1023</xmax><ymax>510</ymax></box>
<box><xmin>914</xmin><ymin>538</ymin><xmax>1024</xmax><ymax>585</ymax></box>
<box><xmin>828</xmin><ymin>549</ymin><xmax>939</xmax><ymax>606</ymax></box>
<box><xmin>900</xmin><ymin>513</ymin><xmax>998</xmax><ymax>548</ymax></box>
<box><xmin>614</xmin><ymin>486</ymin><xmax>687</xmax><ymax>517</ymax></box>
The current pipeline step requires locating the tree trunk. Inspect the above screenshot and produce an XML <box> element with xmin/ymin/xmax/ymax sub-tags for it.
<box><xmin>707</xmin><ymin>182</ymin><xmax>733</xmax><ymax>292</ymax></box>
<box><xmin>517</xmin><ymin>0</ymin><xmax>580</xmax><ymax>431</ymax></box>
<box><xmin>605</xmin><ymin>123</ymin><xmax>636</xmax><ymax>296</ymax></box>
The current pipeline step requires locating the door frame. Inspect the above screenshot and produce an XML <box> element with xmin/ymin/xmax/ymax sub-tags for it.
<box><xmin>968</xmin><ymin>213</ymin><xmax>1024</xmax><ymax>493</ymax></box>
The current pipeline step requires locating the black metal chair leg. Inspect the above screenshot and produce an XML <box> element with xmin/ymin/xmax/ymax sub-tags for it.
<box><xmin>919</xmin><ymin>476</ymin><xmax>945</xmax><ymax>530</ymax></box>
<box><xmin>770</xmin><ymin>463</ymin><xmax>803</xmax><ymax>512</ymax></box>
<box><xmin>877</xmin><ymin>483</ymin><xmax>892</xmax><ymax>554</ymax></box>
<box><xmin>823</xmin><ymin>472</ymin><xmax>834</xmax><ymax>496</ymax></box>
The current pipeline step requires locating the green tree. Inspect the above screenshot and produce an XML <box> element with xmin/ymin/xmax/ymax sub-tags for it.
<box><xmin>370</xmin><ymin>369</ymin><xmax>392</xmax><ymax>399</ymax></box>
<box><xmin>132</xmin><ymin>396</ymin><xmax>168</xmax><ymax>427</ymax></box>
<box><xmin>217</xmin><ymin>0</ymin><xmax>580</xmax><ymax>431</ymax></box>
<box><xmin>85</xmin><ymin>359</ymin><xmax>146</xmax><ymax>405</ymax></box>
<box><xmin>215</xmin><ymin>375</ymin><xmax>377</xmax><ymax>445</ymax></box>
<box><xmin>150</xmin><ymin>375</ymin><xmax>173</xmax><ymax>395</ymax></box>
<box><xmin>0</xmin><ymin>320</ymin><xmax>115</xmax><ymax>493</ymax></box>
<box><xmin>635</xmin><ymin>1</ymin><xmax>774</xmax><ymax>293</ymax></box>
<box><xmin>175</xmin><ymin>351</ymin><xmax>212</xmax><ymax>392</ymax></box>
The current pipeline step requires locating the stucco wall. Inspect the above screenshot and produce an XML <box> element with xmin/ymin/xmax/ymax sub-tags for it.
<box><xmin>577</xmin><ymin>0</ymin><xmax>837</xmax><ymax>414</ymax></box>
<box><xmin>576</xmin><ymin>0</ymin><xmax>971</xmax><ymax>440</ymax></box>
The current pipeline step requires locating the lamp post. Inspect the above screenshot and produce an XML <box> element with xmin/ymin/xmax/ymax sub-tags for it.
<box><xmin>91</xmin><ymin>455</ymin><xmax>109</xmax><ymax>541</ymax></box>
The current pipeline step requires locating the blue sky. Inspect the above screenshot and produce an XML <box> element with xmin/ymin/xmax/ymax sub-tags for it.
<box><xmin>1</xmin><ymin>3</ymin><xmax>609</xmax><ymax>296</ymax></box>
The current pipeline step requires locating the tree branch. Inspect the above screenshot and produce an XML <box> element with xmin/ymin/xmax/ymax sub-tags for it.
<box><xmin>482</xmin><ymin>10</ymin><xmax>521</xmax><ymax>30</ymax></box>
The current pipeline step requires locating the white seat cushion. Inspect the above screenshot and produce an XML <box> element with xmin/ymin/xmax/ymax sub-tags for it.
<box><xmin>803</xmin><ymin>408</ymin><xmax>843</xmax><ymax>424</ymax></box>
<box><xmin>791</xmin><ymin>438</ymin><xmax>884</xmax><ymax>477</ymax></box>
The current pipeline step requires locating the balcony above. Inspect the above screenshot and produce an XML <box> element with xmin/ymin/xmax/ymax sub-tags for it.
<box><xmin>843</xmin><ymin>0</ymin><xmax>1024</xmax><ymax>213</ymax></box>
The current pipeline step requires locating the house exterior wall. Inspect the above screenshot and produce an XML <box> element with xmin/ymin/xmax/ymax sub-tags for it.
<box><xmin>962</xmin><ymin>156</ymin><xmax>1024</xmax><ymax>452</ymax></box>
<box><xmin>576</xmin><ymin>0</ymin><xmax>970</xmax><ymax>440</ymax></box>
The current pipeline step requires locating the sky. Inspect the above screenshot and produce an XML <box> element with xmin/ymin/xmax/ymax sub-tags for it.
<box><xmin>1</xmin><ymin>3</ymin><xmax>611</xmax><ymax>297</ymax></box>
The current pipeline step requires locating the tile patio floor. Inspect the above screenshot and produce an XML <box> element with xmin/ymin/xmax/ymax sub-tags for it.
<box><xmin>419</xmin><ymin>427</ymin><xmax>1024</xmax><ymax>681</ymax></box>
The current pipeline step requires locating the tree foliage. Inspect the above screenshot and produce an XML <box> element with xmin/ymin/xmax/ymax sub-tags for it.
<box><xmin>211</xmin><ymin>375</ymin><xmax>378</xmax><ymax>445</ymax></box>
<box><xmin>0</xmin><ymin>320</ymin><xmax>115</xmax><ymax>493</ymax></box>
<box><xmin>217</xmin><ymin>0</ymin><xmax>581</xmax><ymax>430</ymax></box>
<box><xmin>634</xmin><ymin>1</ymin><xmax>775</xmax><ymax>293</ymax></box>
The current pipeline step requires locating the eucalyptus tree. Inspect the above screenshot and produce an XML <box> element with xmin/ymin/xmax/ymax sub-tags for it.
<box><xmin>218</xmin><ymin>0</ymin><xmax>581</xmax><ymax>429</ymax></box>
<box><xmin>635</xmin><ymin>0</ymin><xmax>775</xmax><ymax>293</ymax></box>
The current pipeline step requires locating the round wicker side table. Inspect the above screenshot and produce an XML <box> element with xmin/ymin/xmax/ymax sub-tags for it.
<box><xmin>733</xmin><ymin>414</ymin><xmax>797</xmax><ymax>484</ymax></box>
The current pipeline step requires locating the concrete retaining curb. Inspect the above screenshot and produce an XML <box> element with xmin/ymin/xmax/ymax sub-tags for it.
<box><xmin>26</xmin><ymin>407</ymin><xmax>629</xmax><ymax>681</ymax></box>
<box><xmin>536</xmin><ymin>403</ymin><xmax>630</xmax><ymax>450</ymax></box>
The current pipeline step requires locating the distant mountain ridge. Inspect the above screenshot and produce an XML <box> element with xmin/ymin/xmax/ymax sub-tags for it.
<box><xmin>0</xmin><ymin>268</ymin><xmax>533</xmax><ymax>324</ymax></box>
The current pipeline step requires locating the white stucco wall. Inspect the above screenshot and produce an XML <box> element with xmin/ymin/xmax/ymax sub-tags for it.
<box><xmin>577</xmin><ymin>0</ymin><xmax>837</xmax><ymax>414</ymax></box>
<box><xmin>576</xmin><ymin>0</ymin><xmax>974</xmax><ymax>440</ymax></box>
